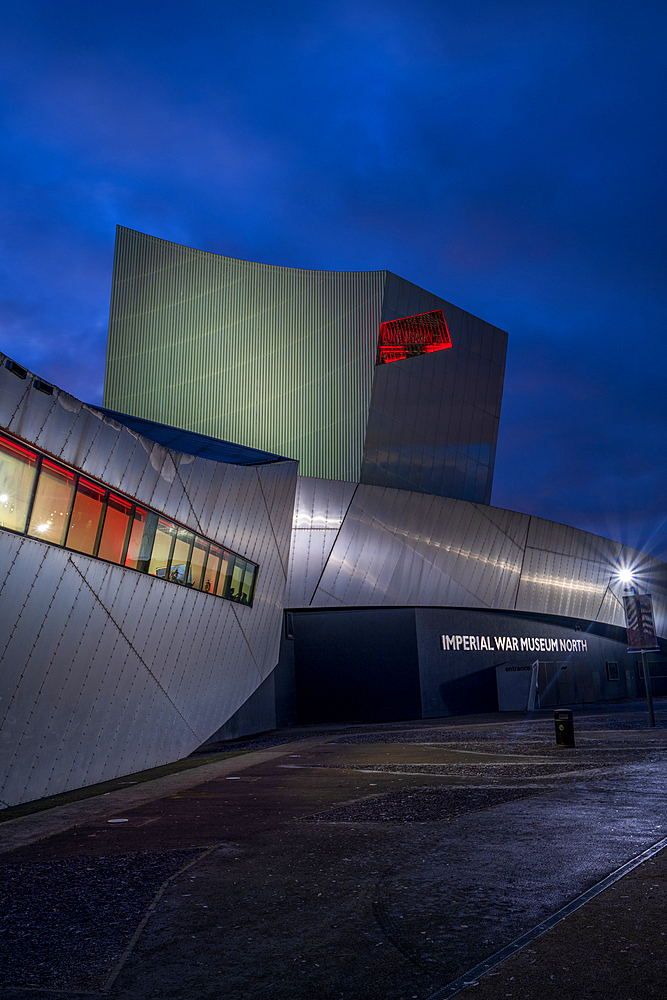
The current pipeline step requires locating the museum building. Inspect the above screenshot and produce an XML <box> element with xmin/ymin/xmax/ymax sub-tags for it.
<box><xmin>103</xmin><ymin>229</ymin><xmax>667</xmax><ymax>738</ymax></box>
<box><xmin>0</xmin><ymin>353</ymin><xmax>297</xmax><ymax>807</ymax></box>
<box><xmin>2</xmin><ymin>227</ymin><xmax>667</xmax><ymax>806</ymax></box>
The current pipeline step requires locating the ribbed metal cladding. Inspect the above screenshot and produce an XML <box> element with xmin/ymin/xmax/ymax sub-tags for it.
<box><xmin>104</xmin><ymin>227</ymin><xmax>386</xmax><ymax>482</ymax></box>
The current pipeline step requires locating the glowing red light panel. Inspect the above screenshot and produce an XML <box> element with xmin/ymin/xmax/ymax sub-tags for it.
<box><xmin>377</xmin><ymin>309</ymin><xmax>452</xmax><ymax>364</ymax></box>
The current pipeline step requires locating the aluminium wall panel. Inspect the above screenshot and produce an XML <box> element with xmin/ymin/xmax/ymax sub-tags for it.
<box><xmin>6</xmin><ymin>381</ymin><xmax>58</xmax><ymax>447</ymax></box>
<box><xmin>104</xmin><ymin>227</ymin><xmax>386</xmax><ymax>482</ymax></box>
<box><xmin>8</xmin><ymin>567</ymin><xmax>88</xmax><ymax>744</ymax></box>
<box><xmin>290</xmin><ymin>479</ymin><xmax>667</xmax><ymax>639</ymax></box>
<box><xmin>1</xmin><ymin>363</ymin><xmax>298</xmax><ymax>807</ymax></box>
<box><xmin>361</xmin><ymin>272</ymin><xmax>507</xmax><ymax>503</ymax></box>
<box><xmin>0</xmin><ymin>364</ymin><xmax>30</xmax><ymax>428</ymax></box>
<box><xmin>287</xmin><ymin>528</ymin><xmax>346</xmax><ymax>607</ymax></box>
<box><xmin>15</xmin><ymin>391</ymin><xmax>80</xmax><ymax>461</ymax></box>
<box><xmin>105</xmin><ymin>436</ymin><xmax>153</xmax><ymax>504</ymax></box>
<box><xmin>472</xmin><ymin>504</ymin><xmax>530</xmax><ymax>549</ymax></box>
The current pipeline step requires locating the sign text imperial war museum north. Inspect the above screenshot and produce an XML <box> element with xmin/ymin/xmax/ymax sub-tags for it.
<box><xmin>440</xmin><ymin>634</ymin><xmax>589</xmax><ymax>653</ymax></box>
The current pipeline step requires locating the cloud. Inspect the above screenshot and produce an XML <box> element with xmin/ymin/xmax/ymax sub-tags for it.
<box><xmin>1</xmin><ymin>0</ymin><xmax>666</xmax><ymax>555</ymax></box>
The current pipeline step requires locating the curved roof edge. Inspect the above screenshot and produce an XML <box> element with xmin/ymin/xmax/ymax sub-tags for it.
<box><xmin>0</xmin><ymin>351</ymin><xmax>294</xmax><ymax>469</ymax></box>
<box><xmin>93</xmin><ymin>406</ymin><xmax>290</xmax><ymax>466</ymax></box>
<box><xmin>116</xmin><ymin>224</ymin><xmax>388</xmax><ymax>278</ymax></box>
<box><xmin>287</xmin><ymin>477</ymin><xmax>667</xmax><ymax>638</ymax></box>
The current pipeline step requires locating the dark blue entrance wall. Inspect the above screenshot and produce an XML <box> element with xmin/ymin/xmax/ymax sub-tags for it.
<box><xmin>293</xmin><ymin>608</ymin><xmax>420</xmax><ymax>724</ymax></box>
<box><xmin>286</xmin><ymin>606</ymin><xmax>642</xmax><ymax>726</ymax></box>
<box><xmin>415</xmin><ymin>608</ymin><xmax>635</xmax><ymax>717</ymax></box>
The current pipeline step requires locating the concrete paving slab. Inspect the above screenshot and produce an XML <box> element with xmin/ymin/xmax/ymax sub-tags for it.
<box><xmin>1</xmin><ymin>710</ymin><xmax>666</xmax><ymax>1000</ymax></box>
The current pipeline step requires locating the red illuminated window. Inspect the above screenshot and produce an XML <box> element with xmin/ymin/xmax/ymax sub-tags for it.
<box><xmin>0</xmin><ymin>427</ymin><xmax>260</xmax><ymax>606</ymax></box>
<box><xmin>377</xmin><ymin>309</ymin><xmax>452</xmax><ymax>364</ymax></box>
<box><xmin>97</xmin><ymin>493</ymin><xmax>132</xmax><ymax>564</ymax></box>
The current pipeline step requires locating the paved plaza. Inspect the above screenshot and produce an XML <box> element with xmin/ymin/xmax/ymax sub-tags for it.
<box><xmin>1</xmin><ymin>704</ymin><xmax>666</xmax><ymax>1000</ymax></box>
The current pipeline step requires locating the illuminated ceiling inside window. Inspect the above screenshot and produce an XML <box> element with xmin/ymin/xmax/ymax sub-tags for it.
<box><xmin>377</xmin><ymin>309</ymin><xmax>452</xmax><ymax>364</ymax></box>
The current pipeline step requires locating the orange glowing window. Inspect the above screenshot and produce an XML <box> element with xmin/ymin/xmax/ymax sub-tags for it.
<box><xmin>377</xmin><ymin>309</ymin><xmax>452</xmax><ymax>364</ymax></box>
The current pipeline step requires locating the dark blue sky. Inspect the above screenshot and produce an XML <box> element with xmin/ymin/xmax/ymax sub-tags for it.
<box><xmin>1</xmin><ymin>1</ymin><xmax>666</xmax><ymax>557</ymax></box>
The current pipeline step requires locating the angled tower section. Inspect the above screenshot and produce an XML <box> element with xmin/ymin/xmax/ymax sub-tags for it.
<box><xmin>360</xmin><ymin>272</ymin><xmax>507</xmax><ymax>503</ymax></box>
<box><xmin>104</xmin><ymin>227</ymin><xmax>507</xmax><ymax>502</ymax></box>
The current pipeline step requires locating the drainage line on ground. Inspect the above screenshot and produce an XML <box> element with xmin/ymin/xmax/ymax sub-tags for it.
<box><xmin>101</xmin><ymin>843</ymin><xmax>221</xmax><ymax>994</ymax></box>
<box><xmin>426</xmin><ymin>833</ymin><xmax>667</xmax><ymax>1000</ymax></box>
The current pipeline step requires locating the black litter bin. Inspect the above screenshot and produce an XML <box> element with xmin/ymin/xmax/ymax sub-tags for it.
<box><xmin>554</xmin><ymin>710</ymin><xmax>575</xmax><ymax>748</ymax></box>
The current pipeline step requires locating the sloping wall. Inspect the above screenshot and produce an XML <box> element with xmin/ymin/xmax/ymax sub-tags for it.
<box><xmin>360</xmin><ymin>272</ymin><xmax>507</xmax><ymax>503</ymax></box>
<box><xmin>0</xmin><ymin>357</ymin><xmax>297</xmax><ymax>808</ymax></box>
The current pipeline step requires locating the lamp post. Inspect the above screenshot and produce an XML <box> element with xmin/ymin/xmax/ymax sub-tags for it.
<box><xmin>618</xmin><ymin>570</ymin><xmax>657</xmax><ymax>728</ymax></box>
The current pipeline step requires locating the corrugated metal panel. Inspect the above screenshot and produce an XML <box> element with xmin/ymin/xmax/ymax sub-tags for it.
<box><xmin>104</xmin><ymin>226</ymin><xmax>386</xmax><ymax>481</ymax></box>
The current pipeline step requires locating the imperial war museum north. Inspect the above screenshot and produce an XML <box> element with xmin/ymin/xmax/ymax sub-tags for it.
<box><xmin>1</xmin><ymin>225</ymin><xmax>666</xmax><ymax>808</ymax></box>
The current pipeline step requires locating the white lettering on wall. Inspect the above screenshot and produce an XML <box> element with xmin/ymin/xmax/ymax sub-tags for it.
<box><xmin>440</xmin><ymin>634</ymin><xmax>588</xmax><ymax>653</ymax></box>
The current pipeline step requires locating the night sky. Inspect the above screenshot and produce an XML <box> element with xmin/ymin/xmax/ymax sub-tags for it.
<box><xmin>1</xmin><ymin>2</ymin><xmax>666</xmax><ymax>557</ymax></box>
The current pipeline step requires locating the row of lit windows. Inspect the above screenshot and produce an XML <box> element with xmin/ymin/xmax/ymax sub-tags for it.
<box><xmin>0</xmin><ymin>431</ymin><xmax>258</xmax><ymax>606</ymax></box>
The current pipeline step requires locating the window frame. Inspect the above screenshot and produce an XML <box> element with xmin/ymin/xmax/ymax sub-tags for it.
<box><xmin>0</xmin><ymin>428</ymin><xmax>259</xmax><ymax>607</ymax></box>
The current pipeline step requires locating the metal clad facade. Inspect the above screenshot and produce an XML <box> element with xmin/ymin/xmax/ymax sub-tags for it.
<box><xmin>361</xmin><ymin>273</ymin><xmax>507</xmax><ymax>503</ymax></box>
<box><xmin>0</xmin><ymin>357</ymin><xmax>298</xmax><ymax>808</ymax></box>
<box><xmin>104</xmin><ymin>227</ymin><xmax>386</xmax><ymax>481</ymax></box>
<box><xmin>104</xmin><ymin>229</ymin><xmax>509</xmax><ymax>504</ymax></box>
<box><xmin>286</xmin><ymin>477</ymin><xmax>667</xmax><ymax>640</ymax></box>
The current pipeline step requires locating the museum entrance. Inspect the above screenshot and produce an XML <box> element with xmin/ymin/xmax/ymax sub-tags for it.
<box><xmin>536</xmin><ymin>660</ymin><xmax>597</xmax><ymax>706</ymax></box>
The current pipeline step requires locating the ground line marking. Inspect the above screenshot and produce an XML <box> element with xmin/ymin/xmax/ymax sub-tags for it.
<box><xmin>426</xmin><ymin>833</ymin><xmax>667</xmax><ymax>1000</ymax></box>
<box><xmin>100</xmin><ymin>843</ymin><xmax>221</xmax><ymax>994</ymax></box>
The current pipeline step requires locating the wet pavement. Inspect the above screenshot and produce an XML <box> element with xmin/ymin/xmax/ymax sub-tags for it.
<box><xmin>1</xmin><ymin>705</ymin><xmax>666</xmax><ymax>999</ymax></box>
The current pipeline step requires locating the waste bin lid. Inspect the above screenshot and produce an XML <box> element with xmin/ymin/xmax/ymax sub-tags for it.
<box><xmin>554</xmin><ymin>710</ymin><xmax>573</xmax><ymax>720</ymax></box>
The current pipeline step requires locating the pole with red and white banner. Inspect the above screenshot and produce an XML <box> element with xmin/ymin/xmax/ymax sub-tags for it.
<box><xmin>623</xmin><ymin>591</ymin><xmax>658</xmax><ymax>728</ymax></box>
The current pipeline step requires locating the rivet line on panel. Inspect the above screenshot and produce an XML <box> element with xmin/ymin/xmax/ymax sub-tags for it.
<box><xmin>68</xmin><ymin>558</ymin><xmax>199</xmax><ymax>737</ymax></box>
<box><xmin>0</xmin><ymin>535</ymin><xmax>26</xmax><ymax>610</ymax></box>
<box><xmin>254</xmin><ymin>467</ymin><xmax>288</xmax><ymax>581</ymax></box>
<box><xmin>44</xmin><ymin>576</ymin><xmax>105</xmax><ymax>795</ymax></box>
<box><xmin>173</xmin><ymin>464</ymin><xmax>204</xmax><ymax>534</ymax></box>
<box><xmin>18</xmin><ymin>566</ymin><xmax>88</xmax><ymax>797</ymax></box>
<box><xmin>228</xmin><ymin>602</ymin><xmax>262</xmax><ymax>681</ymax></box>
<box><xmin>513</xmin><ymin>515</ymin><xmax>531</xmax><ymax>611</ymax></box>
<box><xmin>3</xmin><ymin>369</ymin><xmax>30</xmax><ymax>430</ymax></box>
<box><xmin>0</xmin><ymin>553</ymin><xmax>71</xmax><ymax>801</ymax></box>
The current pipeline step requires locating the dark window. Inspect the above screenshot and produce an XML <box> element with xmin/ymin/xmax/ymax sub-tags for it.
<box><xmin>637</xmin><ymin>660</ymin><xmax>667</xmax><ymax>678</ymax></box>
<box><xmin>33</xmin><ymin>378</ymin><xmax>54</xmax><ymax>395</ymax></box>
<box><xmin>606</xmin><ymin>661</ymin><xmax>620</xmax><ymax>681</ymax></box>
<box><xmin>5</xmin><ymin>358</ymin><xmax>27</xmax><ymax>379</ymax></box>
